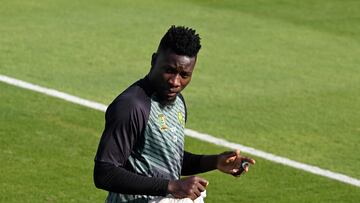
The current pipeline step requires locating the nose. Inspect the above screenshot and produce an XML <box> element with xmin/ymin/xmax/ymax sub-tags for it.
<box><xmin>169</xmin><ymin>74</ymin><xmax>181</xmax><ymax>88</ymax></box>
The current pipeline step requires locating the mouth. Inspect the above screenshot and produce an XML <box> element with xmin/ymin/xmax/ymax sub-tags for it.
<box><xmin>156</xmin><ymin>88</ymin><xmax>181</xmax><ymax>103</ymax></box>
<box><xmin>166</xmin><ymin>92</ymin><xmax>178</xmax><ymax>99</ymax></box>
<box><xmin>167</xmin><ymin>91</ymin><xmax>177</xmax><ymax>97</ymax></box>
<box><xmin>164</xmin><ymin>88</ymin><xmax>180</xmax><ymax>99</ymax></box>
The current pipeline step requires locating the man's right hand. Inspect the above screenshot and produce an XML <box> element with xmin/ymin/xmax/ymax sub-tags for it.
<box><xmin>167</xmin><ymin>176</ymin><xmax>208</xmax><ymax>200</ymax></box>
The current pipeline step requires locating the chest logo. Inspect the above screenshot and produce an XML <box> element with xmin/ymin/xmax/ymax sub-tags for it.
<box><xmin>158</xmin><ymin>114</ymin><xmax>168</xmax><ymax>130</ymax></box>
<box><xmin>177</xmin><ymin>112</ymin><xmax>185</xmax><ymax>127</ymax></box>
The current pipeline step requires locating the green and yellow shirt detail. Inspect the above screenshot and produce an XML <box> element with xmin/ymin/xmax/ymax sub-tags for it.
<box><xmin>107</xmin><ymin>95</ymin><xmax>186</xmax><ymax>203</ymax></box>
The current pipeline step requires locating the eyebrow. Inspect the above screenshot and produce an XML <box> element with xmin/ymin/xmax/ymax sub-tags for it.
<box><xmin>165</xmin><ymin>64</ymin><xmax>192</xmax><ymax>73</ymax></box>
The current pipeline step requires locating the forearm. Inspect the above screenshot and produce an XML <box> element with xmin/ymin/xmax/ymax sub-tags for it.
<box><xmin>94</xmin><ymin>161</ymin><xmax>169</xmax><ymax>196</ymax></box>
<box><xmin>181</xmin><ymin>151</ymin><xmax>218</xmax><ymax>175</ymax></box>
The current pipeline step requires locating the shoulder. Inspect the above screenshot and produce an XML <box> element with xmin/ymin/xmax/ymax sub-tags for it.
<box><xmin>106</xmin><ymin>78</ymin><xmax>153</xmax><ymax>121</ymax></box>
<box><xmin>177</xmin><ymin>93</ymin><xmax>187</xmax><ymax>122</ymax></box>
<box><xmin>177</xmin><ymin>93</ymin><xmax>186</xmax><ymax>106</ymax></box>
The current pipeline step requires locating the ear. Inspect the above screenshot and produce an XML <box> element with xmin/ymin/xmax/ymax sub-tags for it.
<box><xmin>151</xmin><ymin>52</ymin><xmax>157</xmax><ymax>68</ymax></box>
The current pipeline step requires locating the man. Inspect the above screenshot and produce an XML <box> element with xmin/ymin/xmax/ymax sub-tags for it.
<box><xmin>94</xmin><ymin>25</ymin><xmax>255</xmax><ymax>203</ymax></box>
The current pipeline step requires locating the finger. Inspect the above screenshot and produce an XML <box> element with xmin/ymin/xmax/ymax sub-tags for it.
<box><xmin>224</xmin><ymin>151</ymin><xmax>237</xmax><ymax>163</ymax></box>
<box><xmin>232</xmin><ymin>150</ymin><xmax>241</xmax><ymax>161</ymax></box>
<box><xmin>241</xmin><ymin>157</ymin><xmax>256</xmax><ymax>165</ymax></box>
<box><xmin>227</xmin><ymin>153</ymin><xmax>241</xmax><ymax>166</ymax></box>
<box><xmin>235</xmin><ymin>149</ymin><xmax>241</xmax><ymax>156</ymax></box>
<box><xmin>231</xmin><ymin>168</ymin><xmax>240</xmax><ymax>174</ymax></box>
<box><xmin>189</xmin><ymin>193</ymin><xmax>198</xmax><ymax>201</ymax></box>
<box><xmin>197</xmin><ymin>177</ymin><xmax>209</xmax><ymax>187</ymax></box>
<box><xmin>225</xmin><ymin>156</ymin><xmax>236</xmax><ymax>164</ymax></box>
<box><xmin>192</xmin><ymin>187</ymin><xmax>201</xmax><ymax>199</ymax></box>
<box><xmin>196</xmin><ymin>182</ymin><xmax>206</xmax><ymax>192</ymax></box>
<box><xmin>236</xmin><ymin>160</ymin><xmax>250</xmax><ymax>173</ymax></box>
<box><xmin>243</xmin><ymin>164</ymin><xmax>249</xmax><ymax>172</ymax></box>
<box><xmin>226</xmin><ymin>153</ymin><xmax>242</xmax><ymax>170</ymax></box>
<box><xmin>231</xmin><ymin>168</ymin><xmax>245</xmax><ymax>177</ymax></box>
<box><xmin>233</xmin><ymin>156</ymin><xmax>243</xmax><ymax>169</ymax></box>
<box><xmin>232</xmin><ymin>160</ymin><xmax>251</xmax><ymax>176</ymax></box>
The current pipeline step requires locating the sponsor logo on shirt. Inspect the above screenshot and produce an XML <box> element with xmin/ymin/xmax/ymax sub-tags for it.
<box><xmin>158</xmin><ymin>114</ymin><xmax>168</xmax><ymax>130</ymax></box>
<box><xmin>177</xmin><ymin>112</ymin><xmax>185</xmax><ymax>127</ymax></box>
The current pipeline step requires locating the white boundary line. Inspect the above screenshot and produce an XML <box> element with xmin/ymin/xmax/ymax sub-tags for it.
<box><xmin>1</xmin><ymin>74</ymin><xmax>360</xmax><ymax>188</ymax></box>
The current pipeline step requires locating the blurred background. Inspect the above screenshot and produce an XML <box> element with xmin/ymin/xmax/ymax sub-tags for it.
<box><xmin>1</xmin><ymin>0</ymin><xmax>359</xmax><ymax>202</ymax></box>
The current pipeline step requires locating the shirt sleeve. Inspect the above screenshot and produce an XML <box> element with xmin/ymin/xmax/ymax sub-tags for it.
<box><xmin>94</xmin><ymin>161</ymin><xmax>169</xmax><ymax>196</ymax></box>
<box><xmin>181</xmin><ymin>151</ymin><xmax>204</xmax><ymax>175</ymax></box>
<box><xmin>181</xmin><ymin>151</ymin><xmax>218</xmax><ymax>175</ymax></box>
<box><xmin>94</xmin><ymin>87</ymin><xmax>169</xmax><ymax>195</ymax></box>
<box><xmin>94</xmin><ymin>97</ymin><xmax>145</xmax><ymax>166</ymax></box>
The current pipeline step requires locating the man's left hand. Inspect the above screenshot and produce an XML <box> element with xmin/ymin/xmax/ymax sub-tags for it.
<box><xmin>216</xmin><ymin>150</ymin><xmax>255</xmax><ymax>177</ymax></box>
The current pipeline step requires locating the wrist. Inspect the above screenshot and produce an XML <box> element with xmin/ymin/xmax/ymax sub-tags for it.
<box><xmin>167</xmin><ymin>180</ymin><xmax>175</xmax><ymax>195</ymax></box>
<box><xmin>202</xmin><ymin>155</ymin><xmax>220</xmax><ymax>170</ymax></box>
<box><xmin>215</xmin><ymin>154</ymin><xmax>221</xmax><ymax>170</ymax></box>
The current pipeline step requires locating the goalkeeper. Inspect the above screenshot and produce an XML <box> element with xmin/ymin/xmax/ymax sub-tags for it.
<box><xmin>93</xmin><ymin>25</ymin><xmax>255</xmax><ymax>203</ymax></box>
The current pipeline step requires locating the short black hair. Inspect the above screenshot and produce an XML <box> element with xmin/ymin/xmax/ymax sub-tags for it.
<box><xmin>158</xmin><ymin>25</ymin><xmax>201</xmax><ymax>57</ymax></box>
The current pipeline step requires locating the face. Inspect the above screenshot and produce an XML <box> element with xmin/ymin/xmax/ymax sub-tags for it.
<box><xmin>148</xmin><ymin>49</ymin><xmax>196</xmax><ymax>104</ymax></box>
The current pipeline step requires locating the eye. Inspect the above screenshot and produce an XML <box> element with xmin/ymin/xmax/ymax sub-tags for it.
<box><xmin>180</xmin><ymin>72</ymin><xmax>191</xmax><ymax>79</ymax></box>
<box><xmin>165</xmin><ymin>67</ymin><xmax>177</xmax><ymax>74</ymax></box>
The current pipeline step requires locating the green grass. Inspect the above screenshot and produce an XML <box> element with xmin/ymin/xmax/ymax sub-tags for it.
<box><xmin>1</xmin><ymin>0</ymin><xmax>360</xmax><ymax>202</ymax></box>
<box><xmin>1</xmin><ymin>83</ymin><xmax>360</xmax><ymax>202</ymax></box>
<box><xmin>0</xmin><ymin>83</ymin><xmax>106</xmax><ymax>202</ymax></box>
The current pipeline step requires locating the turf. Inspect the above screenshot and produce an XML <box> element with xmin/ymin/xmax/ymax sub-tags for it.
<box><xmin>0</xmin><ymin>83</ymin><xmax>106</xmax><ymax>202</ymax></box>
<box><xmin>1</xmin><ymin>0</ymin><xmax>360</xmax><ymax>201</ymax></box>
<box><xmin>1</xmin><ymin>83</ymin><xmax>360</xmax><ymax>202</ymax></box>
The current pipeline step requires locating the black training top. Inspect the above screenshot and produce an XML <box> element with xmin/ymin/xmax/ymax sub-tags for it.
<box><xmin>94</xmin><ymin>76</ymin><xmax>206</xmax><ymax>203</ymax></box>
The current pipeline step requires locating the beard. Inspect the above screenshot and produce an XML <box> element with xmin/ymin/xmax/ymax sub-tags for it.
<box><xmin>155</xmin><ymin>91</ymin><xmax>177</xmax><ymax>106</ymax></box>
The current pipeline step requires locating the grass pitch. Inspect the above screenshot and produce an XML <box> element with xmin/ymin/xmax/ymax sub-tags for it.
<box><xmin>1</xmin><ymin>83</ymin><xmax>360</xmax><ymax>202</ymax></box>
<box><xmin>1</xmin><ymin>0</ymin><xmax>360</xmax><ymax>202</ymax></box>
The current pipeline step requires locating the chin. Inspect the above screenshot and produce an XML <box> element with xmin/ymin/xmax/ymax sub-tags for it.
<box><xmin>159</xmin><ymin>95</ymin><xmax>177</xmax><ymax>106</ymax></box>
<box><xmin>168</xmin><ymin>96</ymin><xmax>177</xmax><ymax>102</ymax></box>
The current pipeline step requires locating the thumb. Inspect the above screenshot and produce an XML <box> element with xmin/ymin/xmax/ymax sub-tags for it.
<box><xmin>224</xmin><ymin>150</ymin><xmax>240</xmax><ymax>163</ymax></box>
<box><xmin>198</xmin><ymin>177</ymin><xmax>209</xmax><ymax>187</ymax></box>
